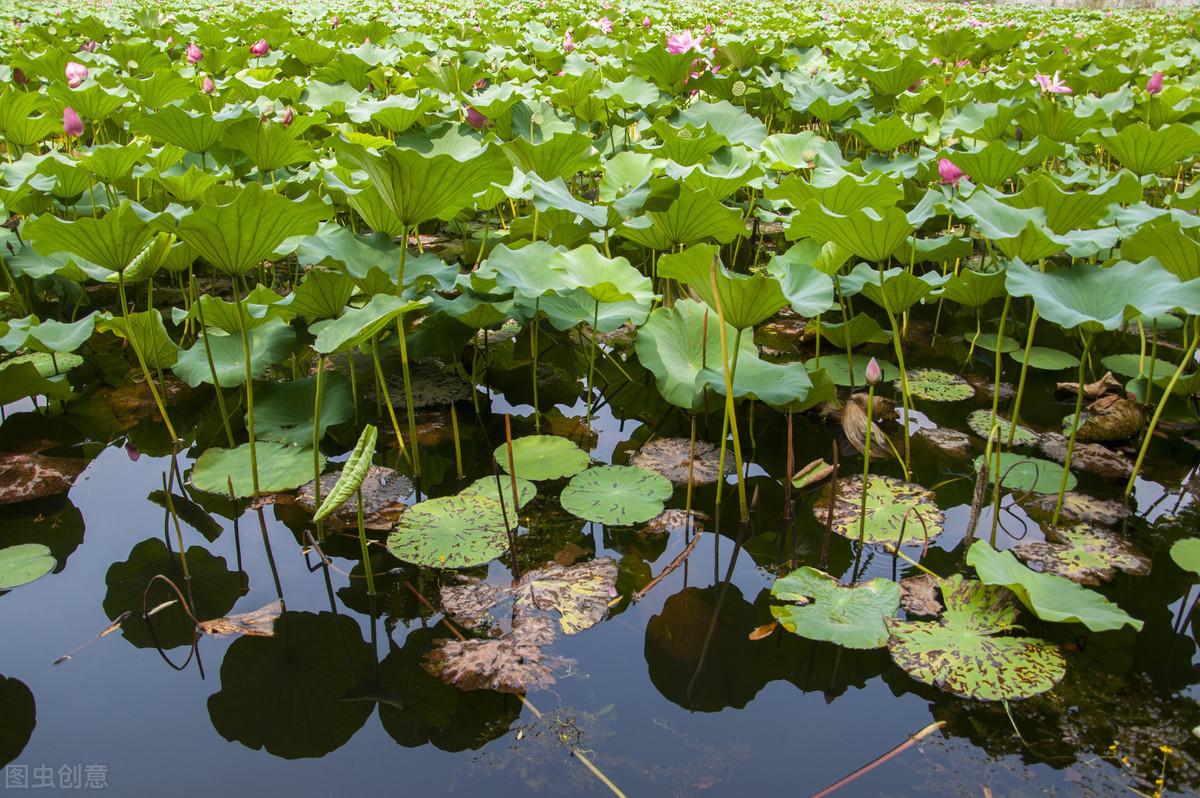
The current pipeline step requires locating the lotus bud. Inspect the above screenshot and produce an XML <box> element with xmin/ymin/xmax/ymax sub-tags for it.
<box><xmin>201</xmin><ymin>75</ymin><xmax>215</xmax><ymax>94</ymax></box>
<box><xmin>12</xmin><ymin>67</ymin><xmax>27</xmax><ymax>86</ymax></box>
<box><xmin>186</xmin><ymin>42</ymin><xmax>202</xmax><ymax>64</ymax></box>
<box><xmin>1147</xmin><ymin>70</ymin><xmax>1164</xmax><ymax>96</ymax></box>
<box><xmin>937</xmin><ymin>157</ymin><xmax>964</xmax><ymax>186</ymax></box>
<box><xmin>464</xmin><ymin>105</ymin><xmax>486</xmax><ymax>129</ymax></box>
<box><xmin>63</xmin><ymin>106</ymin><xmax>83</xmax><ymax>137</ymax></box>
<box><xmin>280</xmin><ymin>106</ymin><xmax>294</xmax><ymax>127</ymax></box>
<box><xmin>331</xmin><ymin>15</ymin><xmax>340</xmax><ymax>28</ymax></box>
<box><xmin>64</xmin><ymin>61</ymin><xmax>88</xmax><ymax>88</ymax></box>
<box><xmin>250</xmin><ymin>38</ymin><xmax>269</xmax><ymax>57</ymax></box>
<box><xmin>80</xmin><ymin>39</ymin><xmax>97</xmax><ymax>53</ymax></box>
<box><xmin>642</xmin><ymin>16</ymin><xmax>651</xmax><ymax>28</ymax></box>
<box><xmin>864</xmin><ymin>357</ymin><xmax>882</xmax><ymax>387</ymax></box>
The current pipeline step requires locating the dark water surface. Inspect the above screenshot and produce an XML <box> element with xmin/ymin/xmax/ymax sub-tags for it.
<box><xmin>2</xmin><ymin>320</ymin><xmax>1199</xmax><ymax>797</ymax></box>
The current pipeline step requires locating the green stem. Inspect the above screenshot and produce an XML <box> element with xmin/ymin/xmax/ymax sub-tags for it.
<box><xmin>312</xmin><ymin>357</ymin><xmax>326</xmax><ymax>540</ymax></box>
<box><xmin>876</xmin><ymin>270</ymin><xmax>911</xmax><ymax>468</ymax></box>
<box><xmin>1124</xmin><ymin>316</ymin><xmax>1200</xmax><ymax>499</ymax></box>
<box><xmin>190</xmin><ymin>272</ymin><xmax>234</xmax><ymax>447</ymax></box>
<box><xmin>858</xmin><ymin>383</ymin><xmax>876</xmax><ymax>546</ymax></box>
<box><xmin>709</xmin><ymin>260</ymin><xmax>749</xmax><ymax>522</ymax></box>
<box><xmin>394</xmin><ymin>225</ymin><xmax>420</xmax><ymax>479</ymax></box>
<box><xmin>585</xmin><ymin>298</ymin><xmax>600</xmax><ymax>433</ymax></box>
<box><xmin>357</xmin><ymin>490</ymin><xmax>375</xmax><ymax>596</ymax></box>
<box><xmin>1052</xmin><ymin>332</ymin><xmax>1096</xmax><ymax>525</ymax></box>
<box><xmin>233</xmin><ymin>275</ymin><xmax>259</xmax><ymax>496</ymax></box>
<box><xmin>1007</xmin><ymin>308</ymin><xmax>1038</xmax><ymax>445</ymax></box>
<box><xmin>117</xmin><ymin>272</ymin><xmax>177</xmax><ymax>442</ymax></box>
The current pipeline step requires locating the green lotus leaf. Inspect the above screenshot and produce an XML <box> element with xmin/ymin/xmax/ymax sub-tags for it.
<box><xmin>95</xmin><ymin>309</ymin><xmax>179</xmax><ymax>368</ymax></box>
<box><xmin>0</xmin><ymin>544</ymin><xmax>56</xmax><ymax>590</ymax></box>
<box><xmin>1170</xmin><ymin>539</ymin><xmax>1200</xmax><ymax>577</ymax></box>
<box><xmin>1121</xmin><ymin>217</ymin><xmax>1200</xmax><ymax>282</ymax></box>
<box><xmin>173</xmin><ymin>319</ymin><xmax>296</xmax><ymax>388</ymax></box>
<box><xmin>25</xmin><ymin>202</ymin><xmax>163</xmax><ymax>274</ymax></box>
<box><xmin>312</xmin><ymin>295</ymin><xmax>427</xmax><ymax>354</ymax></box>
<box><xmin>459</xmin><ymin>475</ymin><xmax>537</xmax><ymax>510</ymax></box>
<box><xmin>1003</xmin><ymin>172</ymin><xmax>1142</xmax><ymax>234</ymax></box>
<box><xmin>967</xmin><ymin>541</ymin><xmax>1142</xmax><ymax>632</ymax></box>
<box><xmin>253</xmin><ymin>374</ymin><xmax>353</xmax><ymax>447</ymax></box>
<box><xmin>815</xmin><ymin>353</ymin><xmax>899</xmax><ymax>387</ymax></box>
<box><xmin>1101</xmin><ymin>353</ymin><xmax>1200</xmax><ymax>396</ymax></box>
<box><xmin>312</xmin><ymin>425</ymin><xmax>377</xmax><ymax>522</ymax></box>
<box><xmin>1081</xmin><ymin>123</ymin><xmax>1200</xmax><ymax>176</ymax></box>
<box><xmin>559</xmin><ymin>465</ymin><xmax>673</xmax><ymax>526</ymax></box>
<box><xmin>966</xmin><ymin>410</ymin><xmax>1039</xmax><ymax>447</ymax></box>
<box><xmin>906</xmin><ymin>368</ymin><xmax>973</xmax><ymax>402</ymax></box>
<box><xmin>812</xmin><ymin>315</ymin><xmax>891</xmax><ymax>349</ymax></box>
<box><xmin>658</xmin><ymin>243</ymin><xmax>787</xmax><ymax>330</ymax></box>
<box><xmin>974</xmin><ymin>451</ymin><xmax>1074</xmax><ymax>494</ymax></box>
<box><xmin>1012</xmin><ymin>524</ymin><xmax>1150</xmax><ymax>586</ymax></box>
<box><xmin>133</xmin><ymin>105</ymin><xmax>245</xmax><ymax>154</ymax></box>
<box><xmin>765</xmin><ymin>247</ymin><xmax>836</xmax><ymax>317</ymax></box>
<box><xmin>887</xmin><ymin>574</ymin><xmax>1066</xmax><ymax>701</ymax></box>
<box><xmin>947</xmin><ymin>137</ymin><xmax>1061</xmax><ymax>186</ymax></box>
<box><xmin>0</xmin><ymin>362</ymin><xmax>73</xmax><ymax>404</ymax></box>
<box><xmin>1010</xmin><ymin>346</ymin><xmax>1079</xmax><ymax>371</ymax></box>
<box><xmin>191</xmin><ymin>442</ymin><xmax>324</xmax><ymax>498</ymax></box>
<box><xmin>767</xmin><ymin>169</ymin><xmax>903</xmax><ymax>214</ymax></box>
<box><xmin>941</xmin><ymin>268</ymin><xmax>1008</xmax><ymax>308</ymax></box>
<box><xmin>618</xmin><ymin>187</ymin><xmax>747</xmax><ymax>250</ymax></box>
<box><xmin>812</xmin><ymin>475</ymin><xmax>944</xmax><ymax>546</ymax></box>
<box><xmin>386</xmin><ymin>495</ymin><xmax>509</xmax><ymax>569</ymax></box>
<box><xmin>223</xmin><ymin>117</ymin><xmax>318</xmax><ymax>173</ymax></box>
<box><xmin>770</xmin><ymin>566</ymin><xmax>900</xmax><ymax>649</ymax></box>
<box><xmin>496</xmin><ymin>435</ymin><xmax>590</xmax><ymax>482</ymax></box>
<box><xmin>177</xmin><ymin>183</ymin><xmax>327</xmax><ymax>277</ymax></box>
<box><xmin>788</xmin><ymin>201</ymin><xmax>913</xmax><ymax>262</ymax></box>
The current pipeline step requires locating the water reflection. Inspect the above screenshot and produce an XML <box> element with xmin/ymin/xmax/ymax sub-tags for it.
<box><xmin>0</xmin><ymin>674</ymin><xmax>35</xmax><ymax>767</ymax></box>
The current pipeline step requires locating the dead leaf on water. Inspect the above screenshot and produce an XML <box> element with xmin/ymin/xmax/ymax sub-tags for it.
<box><xmin>424</xmin><ymin>615</ymin><xmax>566</xmax><ymax>693</ymax></box>
<box><xmin>0</xmin><ymin>453</ymin><xmax>85</xmax><ymax>505</ymax></box>
<box><xmin>197</xmin><ymin>600</ymin><xmax>283</xmax><ymax>637</ymax></box>
<box><xmin>899</xmin><ymin>574</ymin><xmax>943</xmax><ymax>617</ymax></box>
<box><xmin>1056</xmin><ymin>371</ymin><xmax>1120</xmax><ymax>400</ymax></box>
<box><xmin>631</xmin><ymin>437</ymin><xmax>729</xmax><ymax>486</ymax></box>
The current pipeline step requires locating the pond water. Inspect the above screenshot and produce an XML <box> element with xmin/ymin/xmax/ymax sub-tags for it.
<box><xmin>2</xmin><ymin>314</ymin><xmax>1198</xmax><ymax>797</ymax></box>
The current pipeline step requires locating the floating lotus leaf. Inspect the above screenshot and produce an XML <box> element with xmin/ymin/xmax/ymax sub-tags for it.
<box><xmin>973</xmin><ymin>452</ymin><xmax>1075</xmax><ymax>495</ymax></box>
<box><xmin>1012</xmin><ymin>525</ymin><xmax>1150</xmax><ymax>586</ymax></box>
<box><xmin>899</xmin><ymin>574</ymin><xmax>943</xmax><ymax>617</ymax></box>
<box><xmin>294</xmin><ymin>465</ymin><xmax>412</xmax><ymax>530</ymax></box>
<box><xmin>252</xmin><ymin>374</ymin><xmax>353</xmax><ymax>446</ymax></box>
<box><xmin>770</xmin><ymin>566</ymin><xmax>900</xmax><ymax>649</ymax></box>
<box><xmin>906</xmin><ymin>368</ymin><xmax>973</xmax><ymax>402</ymax></box>
<box><xmin>967</xmin><ymin>332</ymin><xmax>1020</xmax><ymax>353</ymax></box>
<box><xmin>1170</xmin><ymin>539</ymin><xmax>1200</xmax><ymax>577</ymax></box>
<box><xmin>0</xmin><ymin>543</ymin><xmax>55</xmax><ymax>590</ymax></box>
<box><xmin>812</xmin><ymin>475</ymin><xmax>944</xmax><ymax>546</ymax></box>
<box><xmin>459</xmin><ymin>475</ymin><xmax>537</xmax><ymax>510</ymax></box>
<box><xmin>1036</xmin><ymin>433</ymin><xmax>1131</xmax><ymax>481</ymax></box>
<box><xmin>1021</xmin><ymin>492</ymin><xmax>1130</xmax><ymax>527</ymax></box>
<box><xmin>387</xmin><ymin>495</ymin><xmax>509</xmax><ymax>569</ymax></box>
<box><xmin>967</xmin><ymin>541</ymin><xmax>1142</xmax><ymax>632</ymax></box>
<box><xmin>887</xmin><ymin>574</ymin><xmax>1066</xmax><ymax>701</ymax></box>
<box><xmin>425</xmin><ymin>615</ymin><xmax>565</xmax><ymax>694</ymax></box>
<box><xmin>191</xmin><ymin>442</ymin><xmax>324</xmax><ymax>498</ymax></box>
<box><xmin>915</xmin><ymin>426</ymin><xmax>973</xmax><ymax>458</ymax></box>
<box><xmin>818</xmin><ymin>353</ymin><xmax>899</xmax><ymax>387</ymax></box>
<box><xmin>495</xmin><ymin>435</ymin><xmax>590</xmax><ymax>481</ymax></box>
<box><xmin>629</xmin><ymin>437</ymin><xmax>729</xmax><ymax>486</ymax></box>
<box><xmin>1010</xmin><ymin>346</ymin><xmax>1079</xmax><ymax>371</ymax></box>
<box><xmin>0</xmin><ymin>453</ymin><xmax>85</xmax><ymax>506</ymax></box>
<box><xmin>560</xmin><ymin>466</ymin><xmax>673</xmax><ymax>526</ymax></box>
<box><xmin>966</xmin><ymin>410</ymin><xmax>1039</xmax><ymax>446</ymax></box>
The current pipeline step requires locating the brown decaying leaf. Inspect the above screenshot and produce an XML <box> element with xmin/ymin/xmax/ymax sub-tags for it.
<box><xmin>630</xmin><ymin>437</ymin><xmax>729</xmax><ymax>486</ymax></box>
<box><xmin>914</xmin><ymin>426</ymin><xmax>974</xmax><ymax>458</ymax></box>
<box><xmin>1038</xmin><ymin>432</ymin><xmax>1133</xmax><ymax>480</ymax></box>
<box><xmin>1056</xmin><ymin>371</ymin><xmax>1120</xmax><ymax>400</ymax></box>
<box><xmin>643</xmin><ymin>508</ymin><xmax>708</xmax><ymax>535</ymax></box>
<box><xmin>748</xmin><ymin>622</ymin><xmax>779</xmax><ymax>641</ymax></box>
<box><xmin>291</xmin><ymin>464</ymin><xmax>412</xmax><ymax>530</ymax></box>
<box><xmin>841</xmin><ymin>393</ymin><xmax>895</xmax><ymax>460</ymax></box>
<box><xmin>899</xmin><ymin>574</ymin><xmax>943</xmax><ymax>617</ymax></box>
<box><xmin>1012</xmin><ymin>525</ymin><xmax>1151</xmax><ymax>586</ymax></box>
<box><xmin>1075</xmin><ymin>395</ymin><xmax>1144</xmax><ymax>442</ymax></box>
<box><xmin>0</xmin><ymin>452</ymin><xmax>86</xmax><ymax>505</ymax></box>
<box><xmin>424</xmin><ymin>616</ymin><xmax>568</xmax><ymax>693</ymax></box>
<box><xmin>1022</xmin><ymin>491</ymin><xmax>1130</xmax><ymax>527</ymax></box>
<box><xmin>197</xmin><ymin>600</ymin><xmax>282</xmax><ymax>638</ymax></box>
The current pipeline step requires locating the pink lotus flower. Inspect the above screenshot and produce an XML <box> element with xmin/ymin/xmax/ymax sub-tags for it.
<box><xmin>186</xmin><ymin>42</ymin><xmax>202</xmax><ymax>64</ymax></box>
<box><xmin>464</xmin><ymin>105</ymin><xmax>486</xmax><ymax>129</ymax></box>
<box><xmin>331</xmin><ymin>15</ymin><xmax>340</xmax><ymax>28</ymax></box>
<box><xmin>642</xmin><ymin>16</ymin><xmax>651</xmax><ymax>28</ymax></box>
<box><xmin>80</xmin><ymin>39</ymin><xmax>97</xmax><ymax>53</ymax></box>
<box><xmin>473</xmin><ymin>78</ymin><xmax>487</xmax><ymax>89</ymax></box>
<box><xmin>597</xmin><ymin>16</ymin><xmax>612</xmax><ymax>34</ymax></box>
<box><xmin>280</xmin><ymin>106</ymin><xmax>294</xmax><ymax>127</ymax></box>
<box><xmin>865</xmin><ymin>357</ymin><xmax>882</xmax><ymax>386</ymax></box>
<box><xmin>202</xmin><ymin>75</ymin><xmax>215</xmax><ymax>94</ymax></box>
<box><xmin>250</xmin><ymin>38</ymin><xmax>269</xmax><ymax>57</ymax></box>
<box><xmin>703</xmin><ymin>24</ymin><xmax>713</xmax><ymax>35</ymax></box>
<box><xmin>937</xmin><ymin>158</ymin><xmax>965</xmax><ymax>186</ymax></box>
<box><xmin>956</xmin><ymin>59</ymin><xmax>970</xmax><ymax>68</ymax></box>
<box><xmin>666</xmin><ymin>29</ymin><xmax>701</xmax><ymax>55</ymax></box>
<box><xmin>1034</xmin><ymin>71</ymin><xmax>1071</xmax><ymax>95</ymax></box>
<box><xmin>63</xmin><ymin>106</ymin><xmax>83</xmax><ymax>137</ymax></box>
<box><xmin>64</xmin><ymin>61</ymin><xmax>88</xmax><ymax>88</ymax></box>
<box><xmin>125</xmin><ymin>443</ymin><xmax>140</xmax><ymax>462</ymax></box>
<box><xmin>1147</xmin><ymin>70</ymin><xmax>1164</xmax><ymax>95</ymax></box>
<box><xmin>563</xmin><ymin>30</ymin><xmax>574</xmax><ymax>52</ymax></box>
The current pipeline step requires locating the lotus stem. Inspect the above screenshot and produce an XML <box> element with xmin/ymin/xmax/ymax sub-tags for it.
<box><xmin>875</xmin><ymin>269</ymin><xmax>911</xmax><ymax>468</ymax></box>
<box><xmin>394</xmin><ymin>226</ymin><xmax>421</xmax><ymax>479</ymax></box>
<box><xmin>117</xmin><ymin>270</ymin><xmax>177</xmax><ymax>442</ymax></box>
<box><xmin>585</xmin><ymin>297</ymin><xmax>599</xmax><ymax>433</ymax></box>
<box><xmin>371</xmin><ymin>336</ymin><xmax>410</xmax><ymax>467</ymax></box>
<box><xmin>312</xmin><ymin>356</ymin><xmax>325</xmax><ymax>540</ymax></box>
<box><xmin>1125</xmin><ymin>316</ymin><xmax>1200</xmax><ymax>499</ymax></box>
<box><xmin>713</xmin><ymin>328</ymin><xmax>744</xmax><ymax>512</ymax></box>
<box><xmin>189</xmin><ymin>272</ymin><xmax>233</xmax><ymax>447</ymax></box>
<box><xmin>356</xmin><ymin>490</ymin><xmax>375</xmax><ymax>596</ymax></box>
<box><xmin>1052</xmin><ymin>331</ymin><xmax>1095</xmax><ymax>525</ymax></box>
<box><xmin>450</xmin><ymin>403</ymin><xmax>464</xmax><ymax>480</ymax></box>
<box><xmin>531</xmin><ymin>299</ymin><xmax>541</xmax><ymax>431</ymax></box>
<box><xmin>1007</xmin><ymin>307</ymin><xmax>1039</xmax><ymax>445</ymax></box>
<box><xmin>1147</xmin><ymin>318</ymin><xmax>1159</xmax><ymax>409</ymax></box>
<box><xmin>858</xmin><ymin>382</ymin><xmax>875</xmax><ymax>546</ymax></box>
<box><xmin>709</xmin><ymin>257</ymin><xmax>749</xmax><ymax>522</ymax></box>
<box><xmin>233</xmin><ymin>275</ymin><xmax>259</xmax><ymax>496</ymax></box>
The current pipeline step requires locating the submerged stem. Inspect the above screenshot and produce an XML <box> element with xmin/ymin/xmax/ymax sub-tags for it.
<box><xmin>1052</xmin><ymin>332</ymin><xmax>1095</xmax><ymax>524</ymax></box>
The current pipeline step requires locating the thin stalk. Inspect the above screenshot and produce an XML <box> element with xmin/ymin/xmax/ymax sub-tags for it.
<box><xmin>876</xmin><ymin>271</ymin><xmax>911</xmax><ymax>468</ymax></box>
<box><xmin>1007</xmin><ymin>307</ymin><xmax>1039</xmax><ymax>444</ymax></box>
<box><xmin>312</xmin><ymin>357</ymin><xmax>326</xmax><ymax>540</ymax></box>
<box><xmin>190</xmin><ymin>272</ymin><xmax>234</xmax><ymax>447</ymax></box>
<box><xmin>356</xmin><ymin>490</ymin><xmax>375</xmax><ymax>596</ymax></box>
<box><xmin>858</xmin><ymin>383</ymin><xmax>876</xmax><ymax>547</ymax></box>
<box><xmin>117</xmin><ymin>272</ymin><xmax>177</xmax><ymax>442</ymax></box>
<box><xmin>708</xmin><ymin>258</ymin><xmax>749</xmax><ymax>522</ymax></box>
<box><xmin>1052</xmin><ymin>332</ymin><xmax>1096</xmax><ymax>524</ymax></box>
<box><xmin>1125</xmin><ymin>316</ymin><xmax>1200</xmax><ymax>499</ymax></box>
<box><xmin>393</xmin><ymin>226</ymin><xmax>421</xmax><ymax>478</ymax></box>
<box><xmin>371</xmin><ymin>337</ymin><xmax>410</xmax><ymax>466</ymax></box>
<box><xmin>585</xmin><ymin>297</ymin><xmax>599</xmax><ymax>433</ymax></box>
<box><xmin>450</xmin><ymin>403</ymin><xmax>464</xmax><ymax>480</ymax></box>
<box><xmin>233</xmin><ymin>274</ymin><xmax>259</xmax><ymax>496</ymax></box>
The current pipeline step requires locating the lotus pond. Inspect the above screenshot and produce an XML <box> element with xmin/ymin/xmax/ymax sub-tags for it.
<box><xmin>3</xmin><ymin>0</ymin><xmax>1200</xmax><ymax>795</ymax></box>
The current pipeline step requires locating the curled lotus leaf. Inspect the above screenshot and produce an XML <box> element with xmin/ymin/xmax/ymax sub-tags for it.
<box><xmin>966</xmin><ymin>410</ymin><xmax>1039</xmax><ymax>447</ymax></box>
<box><xmin>560</xmin><ymin>466</ymin><xmax>674</xmax><ymax>526</ymax></box>
<box><xmin>629</xmin><ymin>437</ymin><xmax>729</xmax><ymax>486</ymax></box>
<box><xmin>294</xmin><ymin>465</ymin><xmax>413</xmax><ymax>530</ymax></box>
<box><xmin>1072</xmin><ymin>395</ymin><xmax>1144</xmax><ymax>443</ymax></box>
<box><xmin>770</xmin><ymin>566</ymin><xmax>900</xmax><ymax>649</ymax></box>
<box><xmin>386</xmin><ymin>495</ymin><xmax>509</xmax><ymax>569</ymax></box>
<box><xmin>905</xmin><ymin>368</ymin><xmax>974</xmax><ymax>402</ymax></box>
<box><xmin>496</xmin><ymin>435</ymin><xmax>590</xmax><ymax>482</ymax></box>
<box><xmin>459</xmin><ymin>475</ymin><xmax>537</xmax><ymax>510</ymax></box>
<box><xmin>812</xmin><ymin>475</ymin><xmax>944</xmax><ymax>546</ymax></box>
<box><xmin>1012</xmin><ymin>524</ymin><xmax>1150</xmax><ymax>586</ymax></box>
<box><xmin>887</xmin><ymin>574</ymin><xmax>1067</xmax><ymax>702</ymax></box>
